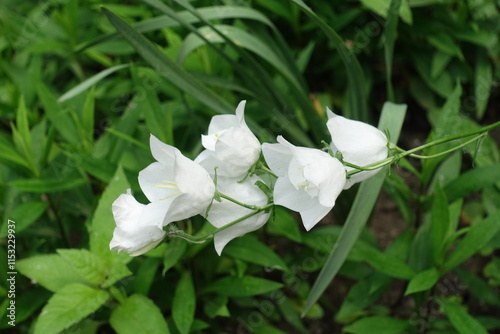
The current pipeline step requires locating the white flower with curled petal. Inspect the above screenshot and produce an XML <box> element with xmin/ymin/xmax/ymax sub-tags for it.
<box><xmin>110</xmin><ymin>190</ymin><xmax>167</xmax><ymax>256</ymax></box>
<box><xmin>138</xmin><ymin>135</ymin><xmax>216</xmax><ymax>225</ymax></box>
<box><xmin>326</xmin><ymin>109</ymin><xmax>388</xmax><ymax>189</ymax></box>
<box><xmin>262</xmin><ymin>136</ymin><xmax>346</xmax><ymax>231</ymax></box>
<box><xmin>206</xmin><ymin>175</ymin><xmax>271</xmax><ymax>255</ymax></box>
<box><xmin>196</xmin><ymin>100</ymin><xmax>261</xmax><ymax>178</ymax></box>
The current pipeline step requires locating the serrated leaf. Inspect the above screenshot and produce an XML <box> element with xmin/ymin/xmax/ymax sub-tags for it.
<box><xmin>34</xmin><ymin>283</ymin><xmax>108</xmax><ymax>334</ymax></box>
<box><xmin>223</xmin><ymin>235</ymin><xmax>288</xmax><ymax>271</ymax></box>
<box><xmin>173</xmin><ymin>272</ymin><xmax>196</xmax><ymax>334</ymax></box>
<box><xmin>405</xmin><ymin>267</ymin><xmax>440</xmax><ymax>295</ymax></box>
<box><xmin>57</xmin><ymin>249</ymin><xmax>108</xmax><ymax>286</ymax></box>
<box><xmin>203</xmin><ymin>276</ymin><xmax>283</xmax><ymax>297</ymax></box>
<box><xmin>110</xmin><ymin>294</ymin><xmax>170</xmax><ymax>334</ymax></box>
<box><xmin>17</xmin><ymin>255</ymin><xmax>87</xmax><ymax>292</ymax></box>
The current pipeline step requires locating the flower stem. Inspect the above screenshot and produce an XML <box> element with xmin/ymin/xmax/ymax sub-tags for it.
<box><xmin>345</xmin><ymin>121</ymin><xmax>500</xmax><ymax>176</ymax></box>
<box><xmin>216</xmin><ymin>191</ymin><xmax>261</xmax><ymax>210</ymax></box>
<box><xmin>167</xmin><ymin>203</ymin><xmax>273</xmax><ymax>243</ymax></box>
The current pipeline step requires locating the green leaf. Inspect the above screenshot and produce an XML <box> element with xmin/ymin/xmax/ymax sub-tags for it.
<box><xmin>427</xmin><ymin>32</ymin><xmax>464</xmax><ymax>60</ymax></box>
<box><xmin>431</xmin><ymin>185</ymin><xmax>450</xmax><ymax>265</ymax></box>
<box><xmin>443</xmin><ymin>210</ymin><xmax>500</xmax><ymax>273</ymax></box>
<box><xmin>8</xmin><ymin>177</ymin><xmax>86</xmax><ymax>193</ymax></box>
<box><xmin>173</xmin><ymin>272</ymin><xmax>196</xmax><ymax>334</ymax></box>
<box><xmin>101</xmin><ymin>7</ymin><xmax>233</xmax><ymax>116</ymax></box>
<box><xmin>455</xmin><ymin>268</ymin><xmax>500</xmax><ymax>307</ymax></box>
<box><xmin>203</xmin><ymin>276</ymin><xmax>283</xmax><ymax>297</ymax></box>
<box><xmin>475</xmin><ymin>52</ymin><xmax>492</xmax><ymax>119</ymax></box>
<box><xmin>343</xmin><ymin>316</ymin><xmax>410</xmax><ymax>334</ymax></box>
<box><xmin>223</xmin><ymin>235</ymin><xmax>288</xmax><ymax>271</ymax></box>
<box><xmin>290</xmin><ymin>0</ymin><xmax>368</xmax><ymax>121</ymax></box>
<box><xmin>444</xmin><ymin>164</ymin><xmax>500</xmax><ymax>203</ymax></box>
<box><xmin>267</xmin><ymin>207</ymin><xmax>302</xmax><ymax>243</ymax></box>
<box><xmin>57</xmin><ymin>249</ymin><xmax>108</xmax><ymax>286</ymax></box>
<box><xmin>162</xmin><ymin>238</ymin><xmax>187</xmax><ymax>275</ymax></box>
<box><xmin>58</xmin><ymin>64</ymin><xmax>131</xmax><ymax>102</ymax></box>
<box><xmin>0</xmin><ymin>134</ymin><xmax>31</xmax><ymax>170</ymax></box>
<box><xmin>384</xmin><ymin>0</ymin><xmax>401</xmax><ymax>102</ymax></box>
<box><xmin>17</xmin><ymin>255</ymin><xmax>88</xmax><ymax>292</ymax></box>
<box><xmin>405</xmin><ymin>267</ymin><xmax>440</xmax><ymax>295</ymax></box>
<box><xmin>34</xmin><ymin>283</ymin><xmax>109</xmax><ymax>334</ymax></box>
<box><xmin>0</xmin><ymin>201</ymin><xmax>48</xmax><ymax>237</ymax></box>
<box><xmin>178</xmin><ymin>25</ymin><xmax>301</xmax><ymax>91</ymax></box>
<box><xmin>439</xmin><ymin>298</ymin><xmax>489</xmax><ymax>334</ymax></box>
<box><xmin>133</xmin><ymin>257</ymin><xmax>160</xmax><ymax>295</ymax></box>
<box><xmin>110</xmin><ymin>294</ymin><xmax>170</xmax><ymax>334</ymax></box>
<box><xmin>302</xmin><ymin>102</ymin><xmax>406</xmax><ymax>315</ymax></box>
<box><xmin>81</xmin><ymin>86</ymin><xmax>95</xmax><ymax>144</ymax></box>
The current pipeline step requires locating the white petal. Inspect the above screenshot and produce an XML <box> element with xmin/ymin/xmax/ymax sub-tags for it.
<box><xmin>110</xmin><ymin>192</ymin><xmax>167</xmax><ymax>256</ymax></box>
<box><xmin>138</xmin><ymin>162</ymin><xmax>176</xmax><ymax>203</ymax></box>
<box><xmin>299</xmin><ymin>202</ymin><xmax>332</xmax><ymax>231</ymax></box>
<box><xmin>206</xmin><ymin>115</ymin><xmax>239</xmax><ymax>138</ymax></box>
<box><xmin>149</xmin><ymin>134</ymin><xmax>178</xmax><ymax>166</ymax></box>
<box><xmin>262</xmin><ymin>140</ymin><xmax>292</xmax><ymax>177</ymax></box>
<box><xmin>302</xmin><ymin>155</ymin><xmax>346</xmax><ymax>207</ymax></box>
<box><xmin>273</xmin><ymin>176</ymin><xmax>318</xmax><ymax>212</ymax></box>
<box><xmin>207</xmin><ymin>176</ymin><xmax>269</xmax><ymax>254</ymax></box>
<box><xmin>327</xmin><ymin>112</ymin><xmax>388</xmax><ymax>189</ymax></box>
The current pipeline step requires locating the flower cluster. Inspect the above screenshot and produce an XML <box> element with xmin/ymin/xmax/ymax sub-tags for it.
<box><xmin>110</xmin><ymin>101</ymin><xmax>389</xmax><ymax>256</ymax></box>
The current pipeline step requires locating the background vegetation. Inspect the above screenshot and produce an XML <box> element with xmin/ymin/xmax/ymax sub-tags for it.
<box><xmin>0</xmin><ymin>0</ymin><xmax>499</xmax><ymax>333</ymax></box>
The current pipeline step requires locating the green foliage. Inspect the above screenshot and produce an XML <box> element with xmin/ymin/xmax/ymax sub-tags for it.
<box><xmin>1</xmin><ymin>0</ymin><xmax>499</xmax><ymax>333</ymax></box>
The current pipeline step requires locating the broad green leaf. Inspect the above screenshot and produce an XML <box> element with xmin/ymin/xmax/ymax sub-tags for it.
<box><xmin>431</xmin><ymin>186</ymin><xmax>450</xmax><ymax>265</ymax></box>
<box><xmin>16</xmin><ymin>255</ymin><xmax>87</xmax><ymax>292</ymax></box>
<box><xmin>290</xmin><ymin>0</ymin><xmax>368</xmax><ymax>121</ymax></box>
<box><xmin>101</xmin><ymin>7</ymin><xmax>233</xmax><ymax>116</ymax></box>
<box><xmin>443</xmin><ymin>210</ymin><xmax>500</xmax><ymax>272</ymax></box>
<box><xmin>203</xmin><ymin>276</ymin><xmax>283</xmax><ymax>297</ymax></box>
<box><xmin>444</xmin><ymin>164</ymin><xmax>500</xmax><ymax>203</ymax></box>
<box><xmin>303</xmin><ymin>102</ymin><xmax>406</xmax><ymax>315</ymax></box>
<box><xmin>57</xmin><ymin>249</ymin><xmax>108</xmax><ymax>286</ymax></box>
<box><xmin>132</xmin><ymin>257</ymin><xmax>160</xmax><ymax>295</ymax></box>
<box><xmin>173</xmin><ymin>272</ymin><xmax>196</xmax><ymax>334</ymax></box>
<box><xmin>110</xmin><ymin>294</ymin><xmax>170</xmax><ymax>334</ymax></box>
<box><xmin>439</xmin><ymin>298</ymin><xmax>489</xmax><ymax>334</ymax></box>
<box><xmin>162</xmin><ymin>238</ymin><xmax>187</xmax><ymax>275</ymax></box>
<box><xmin>203</xmin><ymin>295</ymin><xmax>229</xmax><ymax>318</ymax></box>
<box><xmin>431</xmin><ymin>52</ymin><xmax>452</xmax><ymax>78</ymax></box>
<box><xmin>58</xmin><ymin>64</ymin><xmax>131</xmax><ymax>102</ymax></box>
<box><xmin>405</xmin><ymin>267</ymin><xmax>440</xmax><ymax>295</ymax></box>
<box><xmin>34</xmin><ymin>283</ymin><xmax>109</xmax><ymax>334</ymax></box>
<box><xmin>343</xmin><ymin>316</ymin><xmax>410</xmax><ymax>334</ymax></box>
<box><xmin>8</xmin><ymin>177</ymin><xmax>86</xmax><ymax>193</ymax></box>
<box><xmin>267</xmin><ymin>207</ymin><xmax>302</xmax><ymax>243</ymax></box>
<box><xmin>0</xmin><ymin>201</ymin><xmax>48</xmax><ymax>237</ymax></box>
<box><xmin>88</xmin><ymin>166</ymin><xmax>131</xmax><ymax>264</ymax></box>
<box><xmin>223</xmin><ymin>235</ymin><xmax>288</xmax><ymax>271</ymax></box>
<box><xmin>360</xmin><ymin>0</ymin><xmax>412</xmax><ymax>24</ymax></box>
<box><xmin>427</xmin><ymin>32</ymin><xmax>464</xmax><ymax>60</ymax></box>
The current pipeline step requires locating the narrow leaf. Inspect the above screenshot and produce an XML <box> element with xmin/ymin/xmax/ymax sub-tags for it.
<box><xmin>203</xmin><ymin>276</ymin><xmax>283</xmax><ymax>297</ymax></box>
<box><xmin>173</xmin><ymin>272</ymin><xmax>196</xmax><ymax>334</ymax></box>
<box><xmin>439</xmin><ymin>298</ymin><xmax>489</xmax><ymax>334</ymax></box>
<box><xmin>302</xmin><ymin>102</ymin><xmax>406</xmax><ymax>315</ymax></box>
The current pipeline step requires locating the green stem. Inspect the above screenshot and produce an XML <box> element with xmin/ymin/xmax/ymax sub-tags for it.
<box><xmin>346</xmin><ymin>121</ymin><xmax>500</xmax><ymax>176</ymax></box>
<box><xmin>403</xmin><ymin>133</ymin><xmax>486</xmax><ymax>160</ymax></box>
<box><xmin>217</xmin><ymin>191</ymin><xmax>260</xmax><ymax>210</ymax></box>
<box><xmin>167</xmin><ymin>203</ymin><xmax>273</xmax><ymax>243</ymax></box>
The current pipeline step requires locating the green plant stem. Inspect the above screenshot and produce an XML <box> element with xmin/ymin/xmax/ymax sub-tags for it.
<box><xmin>217</xmin><ymin>191</ymin><xmax>260</xmax><ymax>210</ymax></box>
<box><xmin>167</xmin><ymin>203</ymin><xmax>273</xmax><ymax>243</ymax></box>
<box><xmin>345</xmin><ymin>121</ymin><xmax>500</xmax><ymax>176</ymax></box>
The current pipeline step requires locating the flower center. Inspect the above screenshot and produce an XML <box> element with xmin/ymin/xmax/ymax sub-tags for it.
<box><xmin>155</xmin><ymin>180</ymin><xmax>181</xmax><ymax>200</ymax></box>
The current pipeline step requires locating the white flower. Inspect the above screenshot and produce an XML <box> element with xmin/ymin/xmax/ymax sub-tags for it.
<box><xmin>138</xmin><ymin>135</ymin><xmax>216</xmax><ymax>224</ymax></box>
<box><xmin>262</xmin><ymin>136</ymin><xmax>346</xmax><ymax>231</ymax></box>
<box><xmin>196</xmin><ymin>100</ymin><xmax>261</xmax><ymax>178</ymax></box>
<box><xmin>110</xmin><ymin>190</ymin><xmax>167</xmax><ymax>256</ymax></box>
<box><xmin>206</xmin><ymin>176</ymin><xmax>271</xmax><ymax>255</ymax></box>
<box><xmin>326</xmin><ymin>109</ymin><xmax>388</xmax><ymax>189</ymax></box>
